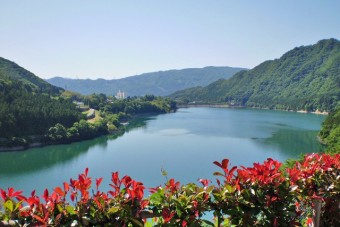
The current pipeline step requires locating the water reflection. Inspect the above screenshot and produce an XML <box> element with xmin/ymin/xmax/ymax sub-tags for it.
<box><xmin>0</xmin><ymin>117</ymin><xmax>149</xmax><ymax>176</ymax></box>
<box><xmin>254</xmin><ymin>128</ymin><xmax>325</xmax><ymax>157</ymax></box>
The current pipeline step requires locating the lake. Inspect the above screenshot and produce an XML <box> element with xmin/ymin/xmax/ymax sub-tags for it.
<box><xmin>0</xmin><ymin>107</ymin><xmax>325</xmax><ymax>196</ymax></box>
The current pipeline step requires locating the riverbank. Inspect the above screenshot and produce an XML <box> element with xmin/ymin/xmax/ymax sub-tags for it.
<box><xmin>178</xmin><ymin>104</ymin><xmax>329</xmax><ymax>115</ymax></box>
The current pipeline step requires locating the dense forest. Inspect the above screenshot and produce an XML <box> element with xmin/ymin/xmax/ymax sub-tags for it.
<box><xmin>170</xmin><ymin>39</ymin><xmax>340</xmax><ymax>112</ymax></box>
<box><xmin>47</xmin><ymin>66</ymin><xmax>246</xmax><ymax>96</ymax></box>
<box><xmin>319</xmin><ymin>107</ymin><xmax>340</xmax><ymax>153</ymax></box>
<box><xmin>0</xmin><ymin>58</ymin><xmax>83</xmax><ymax>147</ymax></box>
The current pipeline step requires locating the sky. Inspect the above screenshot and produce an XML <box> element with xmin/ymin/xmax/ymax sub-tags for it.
<box><xmin>0</xmin><ymin>1</ymin><xmax>339</xmax><ymax>80</ymax></box>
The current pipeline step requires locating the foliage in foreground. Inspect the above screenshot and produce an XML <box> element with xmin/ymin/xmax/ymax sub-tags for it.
<box><xmin>0</xmin><ymin>153</ymin><xmax>339</xmax><ymax>226</ymax></box>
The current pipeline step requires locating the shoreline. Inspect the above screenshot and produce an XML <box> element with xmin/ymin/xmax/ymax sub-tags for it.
<box><xmin>0</xmin><ymin>105</ymin><xmax>326</xmax><ymax>152</ymax></box>
<box><xmin>0</xmin><ymin>111</ymin><xmax>175</xmax><ymax>152</ymax></box>
<box><xmin>178</xmin><ymin>104</ymin><xmax>329</xmax><ymax>115</ymax></box>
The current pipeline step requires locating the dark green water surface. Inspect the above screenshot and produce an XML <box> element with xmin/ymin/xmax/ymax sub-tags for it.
<box><xmin>0</xmin><ymin>107</ymin><xmax>325</xmax><ymax>195</ymax></box>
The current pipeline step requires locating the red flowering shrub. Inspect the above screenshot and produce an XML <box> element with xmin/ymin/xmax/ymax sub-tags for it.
<box><xmin>286</xmin><ymin>153</ymin><xmax>340</xmax><ymax>226</ymax></box>
<box><xmin>0</xmin><ymin>153</ymin><xmax>339</xmax><ymax>226</ymax></box>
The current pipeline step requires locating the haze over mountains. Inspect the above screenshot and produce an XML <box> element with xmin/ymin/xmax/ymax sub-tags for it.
<box><xmin>170</xmin><ymin>38</ymin><xmax>340</xmax><ymax>112</ymax></box>
<box><xmin>46</xmin><ymin>66</ymin><xmax>246</xmax><ymax>96</ymax></box>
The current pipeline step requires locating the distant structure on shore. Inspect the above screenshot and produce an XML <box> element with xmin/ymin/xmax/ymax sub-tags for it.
<box><xmin>115</xmin><ymin>90</ymin><xmax>125</xmax><ymax>99</ymax></box>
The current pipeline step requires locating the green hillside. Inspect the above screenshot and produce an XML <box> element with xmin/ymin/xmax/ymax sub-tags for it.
<box><xmin>170</xmin><ymin>38</ymin><xmax>340</xmax><ymax>112</ymax></box>
<box><xmin>47</xmin><ymin>66</ymin><xmax>246</xmax><ymax>96</ymax></box>
<box><xmin>0</xmin><ymin>58</ymin><xmax>82</xmax><ymax>142</ymax></box>
<box><xmin>0</xmin><ymin>57</ymin><xmax>62</xmax><ymax>94</ymax></box>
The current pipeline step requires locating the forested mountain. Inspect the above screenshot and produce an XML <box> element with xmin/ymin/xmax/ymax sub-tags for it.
<box><xmin>0</xmin><ymin>57</ymin><xmax>62</xmax><ymax>95</ymax></box>
<box><xmin>170</xmin><ymin>38</ymin><xmax>340</xmax><ymax>112</ymax></box>
<box><xmin>47</xmin><ymin>66</ymin><xmax>246</xmax><ymax>96</ymax></box>
<box><xmin>0</xmin><ymin>58</ymin><xmax>82</xmax><ymax>142</ymax></box>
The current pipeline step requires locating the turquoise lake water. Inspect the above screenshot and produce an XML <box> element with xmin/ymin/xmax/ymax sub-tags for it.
<box><xmin>0</xmin><ymin>107</ymin><xmax>325</xmax><ymax>196</ymax></box>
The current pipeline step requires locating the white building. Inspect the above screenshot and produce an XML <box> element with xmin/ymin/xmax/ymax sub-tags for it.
<box><xmin>115</xmin><ymin>90</ymin><xmax>125</xmax><ymax>99</ymax></box>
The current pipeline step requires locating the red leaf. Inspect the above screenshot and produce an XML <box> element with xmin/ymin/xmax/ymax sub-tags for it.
<box><xmin>111</xmin><ymin>172</ymin><xmax>120</xmax><ymax>187</ymax></box>
<box><xmin>70</xmin><ymin>192</ymin><xmax>76</xmax><ymax>202</ymax></box>
<box><xmin>198</xmin><ymin>178</ymin><xmax>210</xmax><ymax>187</ymax></box>
<box><xmin>221</xmin><ymin>159</ymin><xmax>230</xmax><ymax>170</ymax></box>
<box><xmin>33</xmin><ymin>214</ymin><xmax>45</xmax><ymax>224</ymax></box>
<box><xmin>122</xmin><ymin>176</ymin><xmax>132</xmax><ymax>187</ymax></box>
<box><xmin>63</xmin><ymin>182</ymin><xmax>70</xmax><ymax>192</ymax></box>
<box><xmin>96</xmin><ymin>177</ymin><xmax>103</xmax><ymax>190</ymax></box>
<box><xmin>149</xmin><ymin>186</ymin><xmax>161</xmax><ymax>193</ymax></box>
<box><xmin>213</xmin><ymin>161</ymin><xmax>222</xmax><ymax>168</ymax></box>
<box><xmin>54</xmin><ymin>187</ymin><xmax>65</xmax><ymax>197</ymax></box>
<box><xmin>43</xmin><ymin>189</ymin><xmax>49</xmax><ymax>202</ymax></box>
<box><xmin>0</xmin><ymin>188</ymin><xmax>6</xmax><ymax>200</ymax></box>
<box><xmin>216</xmin><ymin>179</ymin><xmax>221</xmax><ymax>186</ymax></box>
<box><xmin>227</xmin><ymin>166</ymin><xmax>238</xmax><ymax>181</ymax></box>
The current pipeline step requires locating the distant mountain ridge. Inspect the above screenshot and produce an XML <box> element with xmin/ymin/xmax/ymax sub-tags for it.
<box><xmin>170</xmin><ymin>38</ymin><xmax>340</xmax><ymax>112</ymax></box>
<box><xmin>47</xmin><ymin>66</ymin><xmax>246</xmax><ymax>96</ymax></box>
<box><xmin>0</xmin><ymin>57</ymin><xmax>62</xmax><ymax>95</ymax></box>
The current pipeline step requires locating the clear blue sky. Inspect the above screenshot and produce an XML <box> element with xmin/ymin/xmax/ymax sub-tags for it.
<box><xmin>1</xmin><ymin>0</ymin><xmax>339</xmax><ymax>79</ymax></box>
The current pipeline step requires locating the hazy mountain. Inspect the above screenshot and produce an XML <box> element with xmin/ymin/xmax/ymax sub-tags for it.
<box><xmin>170</xmin><ymin>38</ymin><xmax>340</xmax><ymax>112</ymax></box>
<box><xmin>46</xmin><ymin>66</ymin><xmax>246</xmax><ymax>96</ymax></box>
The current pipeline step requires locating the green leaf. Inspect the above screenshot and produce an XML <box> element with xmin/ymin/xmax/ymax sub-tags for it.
<box><xmin>145</xmin><ymin>222</ymin><xmax>153</xmax><ymax>227</ymax></box>
<box><xmin>65</xmin><ymin>205</ymin><xmax>76</xmax><ymax>215</ymax></box>
<box><xmin>225</xmin><ymin>184</ymin><xmax>234</xmax><ymax>193</ymax></box>
<box><xmin>108</xmin><ymin>206</ymin><xmax>120</xmax><ymax>214</ymax></box>
<box><xmin>4</xmin><ymin>200</ymin><xmax>13</xmax><ymax>212</ymax></box>
<box><xmin>14</xmin><ymin>200</ymin><xmax>23</xmax><ymax>211</ymax></box>
<box><xmin>149</xmin><ymin>190</ymin><xmax>165</xmax><ymax>205</ymax></box>
<box><xmin>56</xmin><ymin>204</ymin><xmax>63</xmax><ymax>212</ymax></box>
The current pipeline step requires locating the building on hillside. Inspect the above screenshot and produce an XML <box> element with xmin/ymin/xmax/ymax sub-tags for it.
<box><xmin>115</xmin><ymin>90</ymin><xmax>125</xmax><ymax>99</ymax></box>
